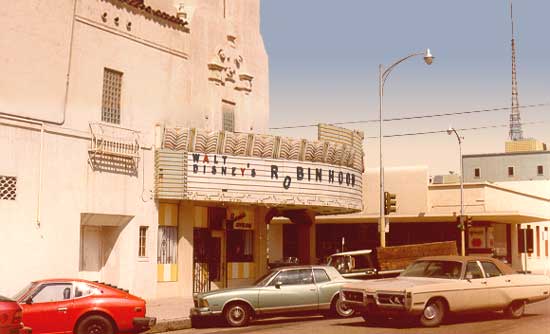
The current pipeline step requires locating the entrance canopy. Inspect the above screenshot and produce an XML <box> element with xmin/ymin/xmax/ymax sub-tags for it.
<box><xmin>155</xmin><ymin>127</ymin><xmax>365</xmax><ymax>215</ymax></box>
<box><xmin>313</xmin><ymin>211</ymin><xmax>548</xmax><ymax>225</ymax></box>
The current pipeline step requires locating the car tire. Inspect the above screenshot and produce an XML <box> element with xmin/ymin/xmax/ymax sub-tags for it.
<box><xmin>224</xmin><ymin>302</ymin><xmax>251</xmax><ymax>327</ymax></box>
<box><xmin>419</xmin><ymin>299</ymin><xmax>446</xmax><ymax>327</ymax></box>
<box><xmin>505</xmin><ymin>300</ymin><xmax>525</xmax><ymax>318</ymax></box>
<box><xmin>331</xmin><ymin>296</ymin><xmax>355</xmax><ymax>318</ymax></box>
<box><xmin>76</xmin><ymin>315</ymin><xmax>114</xmax><ymax>334</ymax></box>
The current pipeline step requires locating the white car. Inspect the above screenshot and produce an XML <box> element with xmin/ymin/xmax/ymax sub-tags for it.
<box><xmin>340</xmin><ymin>256</ymin><xmax>550</xmax><ymax>327</ymax></box>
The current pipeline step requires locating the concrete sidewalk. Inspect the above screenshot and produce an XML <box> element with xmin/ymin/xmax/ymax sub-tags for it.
<box><xmin>146</xmin><ymin>297</ymin><xmax>194</xmax><ymax>333</ymax></box>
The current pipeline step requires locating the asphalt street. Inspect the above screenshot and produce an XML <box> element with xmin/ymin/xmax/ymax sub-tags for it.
<box><xmin>167</xmin><ymin>298</ymin><xmax>550</xmax><ymax>334</ymax></box>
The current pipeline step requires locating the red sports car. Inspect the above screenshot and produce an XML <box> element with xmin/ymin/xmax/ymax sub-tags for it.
<box><xmin>0</xmin><ymin>295</ymin><xmax>31</xmax><ymax>334</ymax></box>
<box><xmin>13</xmin><ymin>279</ymin><xmax>155</xmax><ymax>334</ymax></box>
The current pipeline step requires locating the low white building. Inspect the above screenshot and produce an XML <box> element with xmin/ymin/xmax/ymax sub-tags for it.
<box><xmin>270</xmin><ymin>166</ymin><xmax>550</xmax><ymax>272</ymax></box>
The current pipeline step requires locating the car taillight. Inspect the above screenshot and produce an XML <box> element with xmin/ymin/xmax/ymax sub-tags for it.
<box><xmin>13</xmin><ymin>311</ymin><xmax>22</xmax><ymax>324</ymax></box>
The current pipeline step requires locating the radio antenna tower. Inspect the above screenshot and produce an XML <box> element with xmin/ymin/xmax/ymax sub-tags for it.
<box><xmin>509</xmin><ymin>0</ymin><xmax>523</xmax><ymax>141</ymax></box>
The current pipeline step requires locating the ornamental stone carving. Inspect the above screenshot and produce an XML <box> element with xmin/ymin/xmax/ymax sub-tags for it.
<box><xmin>208</xmin><ymin>34</ymin><xmax>254</xmax><ymax>93</ymax></box>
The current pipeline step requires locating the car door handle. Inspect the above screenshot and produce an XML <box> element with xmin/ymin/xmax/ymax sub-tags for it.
<box><xmin>505</xmin><ymin>279</ymin><xmax>511</xmax><ymax>283</ymax></box>
<box><xmin>481</xmin><ymin>281</ymin><xmax>488</xmax><ymax>285</ymax></box>
<box><xmin>57</xmin><ymin>307</ymin><xmax>68</xmax><ymax>312</ymax></box>
<box><xmin>309</xmin><ymin>288</ymin><xmax>316</xmax><ymax>291</ymax></box>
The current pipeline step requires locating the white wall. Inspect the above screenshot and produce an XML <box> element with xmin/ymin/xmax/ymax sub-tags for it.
<box><xmin>0</xmin><ymin>0</ymin><xmax>269</xmax><ymax>298</ymax></box>
<box><xmin>363</xmin><ymin>166</ymin><xmax>429</xmax><ymax>215</ymax></box>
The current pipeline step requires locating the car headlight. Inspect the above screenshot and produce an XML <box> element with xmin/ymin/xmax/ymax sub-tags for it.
<box><xmin>198</xmin><ymin>298</ymin><xmax>209</xmax><ymax>308</ymax></box>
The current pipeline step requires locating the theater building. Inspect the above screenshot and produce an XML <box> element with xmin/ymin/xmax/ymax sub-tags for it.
<box><xmin>0</xmin><ymin>0</ymin><xmax>363</xmax><ymax>298</ymax></box>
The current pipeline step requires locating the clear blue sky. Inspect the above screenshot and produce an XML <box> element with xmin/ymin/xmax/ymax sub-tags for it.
<box><xmin>260</xmin><ymin>0</ymin><xmax>550</xmax><ymax>175</ymax></box>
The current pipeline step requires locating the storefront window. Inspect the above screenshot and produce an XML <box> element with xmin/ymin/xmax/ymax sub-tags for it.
<box><xmin>227</xmin><ymin>230</ymin><xmax>253</xmax><ymax>262</ymax></box>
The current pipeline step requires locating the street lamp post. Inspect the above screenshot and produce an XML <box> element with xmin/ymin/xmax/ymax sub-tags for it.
<box><xmin>447</xmin><ymin>127</ymin><xmax>465</xmax><ymax>256</ymax></box>
<box><xmin>379</xmin><ymin>49</ymin><xmax>434</xmax><ymax>247</ymax></box>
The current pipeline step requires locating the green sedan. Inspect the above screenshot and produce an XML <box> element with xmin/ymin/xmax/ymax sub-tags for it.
<box><xmin>190</xmin><ymin>265</ymin><xmax>357</xmax><ymax>327</ymax></box>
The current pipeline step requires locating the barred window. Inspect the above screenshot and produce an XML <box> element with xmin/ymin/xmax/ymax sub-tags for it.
<box><xmin>222</xmin><ymin>101</ymin><xmax>235</xmax><ymax>132</ymax></box>
<box><xmin>138</xmin><ymin>226</ymin><xmax>148</xmax><ymax>257</ymax></box>
<box><xmin>0</xmin><ymin>176</ymin><xmax>17</xmax><ymax>200</ymax></box>
<box><xmin>101</xmin><ymin>68</ymin><xmax>122</xmax><ymax>124</ymax></box>
<box><xmin>157</xmin><ymin>226</ymin><xmax>177</xmax><ymax>264</ymax></box>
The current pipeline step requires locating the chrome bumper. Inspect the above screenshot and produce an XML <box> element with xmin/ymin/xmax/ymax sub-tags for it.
<box><xmin>132</xmin><ymin>316</ymin><xmax>156</xmax><ymax>332</ymax></box>
<box><xmin>190</xmin><ymin>307</ymin><xmax>222</xmax><ymax>317</ymax></box>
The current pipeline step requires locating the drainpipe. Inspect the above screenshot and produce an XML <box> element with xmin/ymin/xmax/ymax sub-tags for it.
<box><xmin>36</xmin><ymin>124</ymin><xmax>44</xmax><ymax>227</ymax></box>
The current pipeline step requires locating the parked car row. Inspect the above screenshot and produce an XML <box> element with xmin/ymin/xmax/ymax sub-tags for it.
<box><xmin>4</xmin><ymin>279</ymin><xmax>155</xmax><ymax>334</ymax></box>
<box><xmin>191</xmin><ymin>256</ymin><xmax>550</xmax><ymax>328</ymax></box>
<box><xmin>7</xmin><ymin>256</ymin><xmax>550</xmax><ymax>332</ymax></box>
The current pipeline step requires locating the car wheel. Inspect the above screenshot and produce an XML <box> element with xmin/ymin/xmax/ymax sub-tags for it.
<box><xmin>224</xmin><ymin>303</ymin><xmax>251</xmax><ymax>327</ymax></box>
<box><xmin>505</xmin><ymin>300</ymin><xmax>525</xmax><ymax>318</ymax></box>
<box><xmin>332</xmin><ymin>297</ymin><xmax>355</xmax><ymax>318</ymax></box>
<box><xmin>76</xmin><ymin>315</ymin><xmax>114</xmax><ymax>334</ymax></box>
<box><xmin>420</xmin><ymin>299</ymin><xmax>446</xmax><ymax>327</ymax></box>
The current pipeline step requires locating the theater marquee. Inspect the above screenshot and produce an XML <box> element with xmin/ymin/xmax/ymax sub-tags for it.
<box><xmin>156</xmin><ymin>150</ymin><xmax>363</xmax><ymax>215</ymax></box>
<box><xmin>155</xmin><ymin>127</ymin><xmax>365</xmax><ymax>215</ymax></box>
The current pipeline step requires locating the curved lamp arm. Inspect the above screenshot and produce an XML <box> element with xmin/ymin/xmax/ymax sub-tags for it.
<box><xmin>381</xmin><ymin>49</ymin><xmax>434</xmax><ymax>96</ymax></box>
<box><xmin>447</xmin><ymin>127</ymin><xmax>463</xmax><ymax>145</ymax></box>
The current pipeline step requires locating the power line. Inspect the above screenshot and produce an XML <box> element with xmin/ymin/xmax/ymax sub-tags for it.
<box><xmin>269</xmin><ymin>102</ymin><xmax>550</xmax><ymax>130</ymax></box>
<box><xmin>365</xmin><ymin>119</ymin><xmax>550</xmax><ymax>139</ymax></box>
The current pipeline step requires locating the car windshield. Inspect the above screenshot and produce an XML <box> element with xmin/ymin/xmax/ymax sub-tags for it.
<box><xmin>401</xmin><ymin>260</ymin><xmax>463</xmax><ymax>279</ymax></box>
<box><xmin>12</xmin><ymin>282</ymin><xmax>36</xmax><ymax>301</ymax></box>
<box><xmin>253</xmin><ymin>270</ymin><xmax>277</xmax><ymax>286</ymax></box>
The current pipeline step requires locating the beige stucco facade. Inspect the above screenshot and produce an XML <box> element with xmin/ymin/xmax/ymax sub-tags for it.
<box><xmin>1</xmin><ymin>0</ymin><xmax>365</xmax><ymax>299</ymax></box>
<box><xmin>0</xmin><ymin>0</ymin><xmax>271</xmax><ymax>298</ymax></box>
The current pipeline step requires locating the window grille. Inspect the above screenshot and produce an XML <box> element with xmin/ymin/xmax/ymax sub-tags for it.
<box><xmin>222</xmin><ymin>102</ymin><xmax>235</xmax><ymax>132</ymax></box>
<box><xmin>508</xmin><ymin>166</ymin><xmax>515</xmax><ymax>177</ymax></box>
<box><xmin>139</xmin><ymin>226</ymin><xmax>148</xmax><ymax>257</ymax></box>
<box><xmin>101</xmin><ymin>68</ymin><xmax>122</xmax><ymax>124</ymax></box>
<box><xmin>157</xmin><ymin>226</ymin><xmax>177</xmax><ymax>264</ymax></box>
<box><xmin>0</xmin><ymin>176</ymin><xmax>16</xmax><ymax>200</ymax></box>
<box><xmin>537</xmin><ymin>165</ymin><xmax>544</xmax><ymax>176</ymax></box>
<box><xmin>474</xmin><ymin>168</ymin><xmax>480</xmax><ymax>178</ymax></box>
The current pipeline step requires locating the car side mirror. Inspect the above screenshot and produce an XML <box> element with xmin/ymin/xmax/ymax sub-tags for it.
<box><xmin>465</xmin><ymin>273</ymin><xmax>473</xmax><ymax>281</ymax></box>
<box><xmin>25</xmin><ymin>297</ymin><xmax>33</xmax><ymax>305</ymax></box>
<box><xmin>275</xmin><ymin>282</ymin><xmax>282</xmax><ymax>289</ymax></box>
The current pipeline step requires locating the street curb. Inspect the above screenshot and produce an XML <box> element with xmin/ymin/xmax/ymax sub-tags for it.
<box><xmin>147</xmin><ymin>318</ymin><xmax>192</xmax><ymax>333</ymax></box>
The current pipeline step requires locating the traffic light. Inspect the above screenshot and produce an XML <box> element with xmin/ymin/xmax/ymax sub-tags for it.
<box><xmin>384</xmin><ymin>192</ymin><xmax>397</xmax><ymax>215</ymax></box>
<box><xmin>456</xmin><ymin>216</ymin><xmax>464</xmax><ymax>230</ymax></box>
<box><xmin>456</xmin><ymin>215</ymin><xmax>473</xmax><ymax>230</ymax></box>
